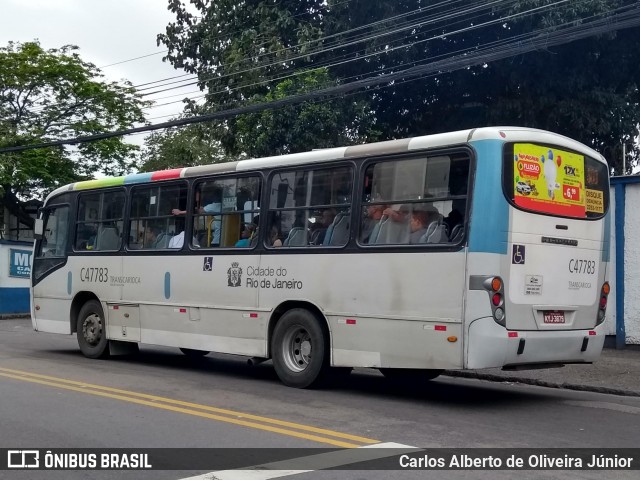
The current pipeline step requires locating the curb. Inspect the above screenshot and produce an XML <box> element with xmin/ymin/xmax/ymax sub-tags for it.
<box><xmin>0</xmin><ymin>314</ymin><xmax>30</xmax><ymax>320</ymax></box>
<box><xmin>443</xmin><ymin>371</ymin><xmax>640</xmax><ymax>397</ymax></box>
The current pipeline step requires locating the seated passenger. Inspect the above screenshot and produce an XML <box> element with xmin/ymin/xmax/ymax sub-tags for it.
<box><xmin>361</xmin><ymin>204</ymin><xmax>386</xmax><ymax>243</ymax></box>
<box><xmin>269</xmin><ymin>225</ymin><xmax>283</xmax><ymax>247</ymax></box>
<box><xmin>168</xmin><ymin>231</ymin><xmax>200</xmax><ymax>249</ymax></box>
<box><xmin>411</xmin><ymin>205</ymin><xmax>442</xmax><ymax>244</ymax></box>
<box><xmin>235</xmin><ymin>223</ymin><xmax>255</xmax><ymax>247</ymax></box>
<box><xmin>409</xmin><ymin>210</ymin><xmax>430</xmax><ymax>244</ymax></box>
<box><xmin>144</xmin><ymin>225</ymin><xmax>165</xmax><ymax>249</ymax></box>
<box><xmin>310</xmin><ymin>208</ymin><xmax>336</xmax><ymax>245</ymax></box>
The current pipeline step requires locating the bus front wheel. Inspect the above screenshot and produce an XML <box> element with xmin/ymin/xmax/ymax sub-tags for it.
<box><xmin>271</xmin><ymin>309</ymin><xmax>327</xmax><ymax>388</ymax></box>
<box><xmin>77</xmin><ymin>300</ymin><xmax>109</xmax><ymax>359</ymax></box>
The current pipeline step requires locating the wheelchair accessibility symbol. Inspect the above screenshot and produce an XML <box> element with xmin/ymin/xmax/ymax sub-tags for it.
<box><xmin>512</xmin><ymin>245</ymin><xmax>526</xmax><ymax>264</ymax></box>
<box><xmin>203</xmin><ymin>257</ymin><xmax>213</xmax><ymax>271</ymax></box>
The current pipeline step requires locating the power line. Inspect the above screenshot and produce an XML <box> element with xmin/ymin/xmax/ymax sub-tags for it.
<box><xmin>130</xmin><ymin>0</ymin><xmax>470</xmax><ymax>89</ymax></box>
<box><xmin>3</xmin><ymin>5</ymin><xmax>638</xmax><ymax>154</ymax></box>
<box><xmin>137</xmin><ymin>0</ymin><xmax>519</xmax><ymax>96</ymax></box>
<box><xmin>28</xmin><ymin>0</ymin><xmax>503</xmax><ymax>116</ymax></box>
<box><xmin>137</xmin><ymin>0</ymin><xmax>564</xmax><ymax>109</ymax></box>
<box><xmin>98</xmin><ymin>0</ymin><xmax>358</xmax><ymax>72</ymax></box>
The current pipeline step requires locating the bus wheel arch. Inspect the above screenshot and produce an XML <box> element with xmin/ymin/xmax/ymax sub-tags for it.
<box><xmin>70</xmin><ymin>291</ymin><xmax>101</xmax><ymax>334</ymax></box>
<box><xmin>268</xmin><ymin>301</ymin><xmax>330</xmax><ymax>388</ymax></box>
<box><xmin>73</xmin><ymin>294</ymin><xmax>109</xmax><ymax>359</ymax></box>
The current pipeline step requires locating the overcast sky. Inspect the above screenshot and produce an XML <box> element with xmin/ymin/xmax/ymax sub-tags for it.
<box><xmin>0</xmin><ymin>0</ymin><xmax>195</xmax><ymax>144</ymax></box>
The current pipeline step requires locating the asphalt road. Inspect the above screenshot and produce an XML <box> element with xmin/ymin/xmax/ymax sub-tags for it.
<box><xmin>0</xmin><ymin>317</ymin><xmax>638</xmax><ymax>480</ymax></box>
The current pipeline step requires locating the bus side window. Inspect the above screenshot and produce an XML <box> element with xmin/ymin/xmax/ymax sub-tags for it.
<box><xmin>192</xmin><ymin>176</ymin><xmax>261</xmax><ymax>249</ymax></box>
<box><xmin>267</xmin><ymin>166</ymin><xmax>352</xmax><ymax>248</ymax></box>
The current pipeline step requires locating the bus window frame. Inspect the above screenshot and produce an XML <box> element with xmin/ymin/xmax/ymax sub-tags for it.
<box><xmin>355</xmin><ymin>147</ymin><xmax>474</xmax><ymax>250</ymax></box>
<box><xmin>73</xmin><ymin>187</ymin><xmax>127</xmax><ymax>254</ymax></box>
<box><xmin>32</xmin><ymin>201</ymin><xmax>72</xmax><ymax>285</ymax></box>
<box><xmin>502</xmin><ymin>142</ymin><xmax>609</xmax><ymax>221</ymax></box>
<box><xmin>263</xmin><ymin>161</ymin><xmax>356</xmax><ymax>250</ymax></box>
<box><xmin>188</xmin><ymin>171</ymin><xmax>264</xmax><ymax>251</ymax></box>
<box><xmin>126</xmin><ymin>180</ymin><xmax>190</xmax><ymax>252</ymax></box>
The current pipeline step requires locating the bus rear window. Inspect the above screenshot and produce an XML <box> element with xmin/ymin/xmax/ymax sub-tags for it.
<box><xmin>503</xmin><ymin>143</ymin><xmax>609</xmax><ymax>219</ymax></box>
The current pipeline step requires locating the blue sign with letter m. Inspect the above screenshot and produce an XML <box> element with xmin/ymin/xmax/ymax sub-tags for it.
<box><xmin>10</xmin><ymin>248</ymin><xmax>32</xmax><ymax>278</ymax></box>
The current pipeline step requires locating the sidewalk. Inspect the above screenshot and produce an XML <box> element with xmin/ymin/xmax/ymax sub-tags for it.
<box><xmin>445</xmin><ymin>347</ymin><xmax>640</xmax><ymax>397</ymax></box>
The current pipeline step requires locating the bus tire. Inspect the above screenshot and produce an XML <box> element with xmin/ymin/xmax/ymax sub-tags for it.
<box><xmin>271</xmin><ymin>308</ymin><xmax>327</xmax><ymax>388</ymax></box>
<box><xmin>179</xmin><ymin>348</ymin><xmax>210</xmax><ymax>357</ymax></box>
<box><xmin>379</xmin><ymin>368</ymin><xmax>443</xmax><ymax>382</ymax></box>
<box><xmin>77</xmin><ymin>300</ymin><xmax>109</xmax><ymax>359</ymax></box>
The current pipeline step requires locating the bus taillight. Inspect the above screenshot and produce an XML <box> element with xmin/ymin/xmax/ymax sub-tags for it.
<box><xmin>484</xmin><ymin>276</ymin><xmax>506</xmax><ymax>326</ymax></box>
<box><xmin>596</xmin><ymin>282</ymin><xmax>610</xmax><ymax>325</ymax></box>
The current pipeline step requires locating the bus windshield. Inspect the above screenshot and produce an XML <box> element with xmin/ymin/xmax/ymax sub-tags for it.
<box><xmin>503</xmin><ymin>142</ymin><xmax>609</xmax><ymax>219</ymax></box>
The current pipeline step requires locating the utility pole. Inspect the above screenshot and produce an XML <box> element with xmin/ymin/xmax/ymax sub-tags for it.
<box><xmin>622</xmin><ymin>141</ymin><xmax>626</xmax><ymax>175</ymax></box>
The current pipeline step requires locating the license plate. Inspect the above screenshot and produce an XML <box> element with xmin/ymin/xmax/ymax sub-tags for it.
<box><xmin>543</xmin><ymin>311</ymin><xmax>565</xmax><ymax>324</ymax></box>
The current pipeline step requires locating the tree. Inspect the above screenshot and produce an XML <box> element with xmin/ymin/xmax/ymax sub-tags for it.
<box><xmin>158</xmin><ymin>1</ymin><xmax>640</xmax><ymax>172</ymax></box>
<box><xmin>323</xmin><ymin>0</ymin><xmax>640</xmax><ymax>173</ymax></box>
<box><xmin>0</xmin><ymin>41</ymin><xmax>148</xmax><ymax>228</ymax></box>
<box><xmin>139</xmin><ymin>122</ymin><xmax>230</xmax><ymax>172</ymax></box>
<box><xmin>156</xmin><ymin>0</ymin><xmax>376</xmax><ymax>157</ymax></box>
<box><xmin>232</xmin><ymin>69</ymin><xmax>378</xmax><ymax>158</ymax></box>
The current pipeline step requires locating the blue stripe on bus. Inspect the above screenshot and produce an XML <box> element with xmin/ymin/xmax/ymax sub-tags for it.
<box><xmin>164</xmin><ymin>272</ymin><xmax>171</xmax><ymax>299</ymax></box>
<box><xmin>468</xmin><ymin>139</ymin><xmax>509</xmax><ymax>255</ymax></box>
<box><xmin>124</xmin><ymin>172</ymin><xmax>154</xmax><ymax>185</ymax></box>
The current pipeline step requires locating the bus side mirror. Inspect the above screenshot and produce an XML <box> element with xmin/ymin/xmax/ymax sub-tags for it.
<box><xmin>34</xmin><ymin>218</ymin><xmax>44</xmax><ymax>239</ymax></box>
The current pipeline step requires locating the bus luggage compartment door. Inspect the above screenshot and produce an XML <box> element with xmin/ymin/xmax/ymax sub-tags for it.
<box><xmin>106</xmin><ymin>304</ymin><xmax>141</xmax><ymax>342</ymax></box>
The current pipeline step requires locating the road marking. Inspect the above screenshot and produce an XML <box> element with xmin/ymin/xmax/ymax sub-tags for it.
<box><xmin>179</xmin><ymin>442</ymin><xmax>418</xmax><ymax>480</ymax></box>
<box><xmin>0</xmin><ymin>367</ymin><xmax>378</xmax><ymax>448</ymax></box>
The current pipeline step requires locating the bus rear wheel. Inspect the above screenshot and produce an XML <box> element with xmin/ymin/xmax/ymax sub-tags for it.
<box><xmin>179</xmin><ymin>348</ymin><xmax>210</xmax><ymax>357</ymax></box>
<box><xmin>77</xmin><ymin>300</ymin><xmax>109</xmax><ymax>359</ymax></box>
<box><xmin>271</xmin><ymin>309</ymin><xmax>327</xmax><ymax>388</ymax></box>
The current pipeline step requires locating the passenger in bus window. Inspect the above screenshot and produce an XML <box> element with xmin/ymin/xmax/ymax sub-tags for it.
<box><xmin>168</xmin><ymin>230</ymin><xmax>200</xmax><ymax>249</ymax></box>
<box><xmin>376</xmin><ymin>204</ymin><xmax>411</xmax><ymax>244</ymax></box>
<box><xmin>197</xmin><ymin>197</ymin><xmax>222</xmax><ymax>247</ymax></box>
<box><xmin>361</xmin><ymin>204</ymin><xmax>386</xmax><ymax>243</ymax></box>
<box><xmin>269</xmin><ymin>225</ymin><xmax>283</xmax><ymax>247</ymax></box>
<box><xmin>235</xmin><ymin>223</ymin><xmax>255</xmax><ymax>247</ymax></box>
<box><xmin>409</xmin><ymin>210</ymin><xmax>431</xmax><ymax>244</ymax></box>
<box><xmin>144</xmin><ymin>224</ymin><xmax>165</xmax><ymax>249</ymax></box>
<box><xmin>383</xmin><ymin>204</ymin><xmax>409</xmax><ymax>223</ymax></box>
<box><xmin>310</xmin><ymin>208</ymin><xmax>336</xmax><ymax>245</ymax></box>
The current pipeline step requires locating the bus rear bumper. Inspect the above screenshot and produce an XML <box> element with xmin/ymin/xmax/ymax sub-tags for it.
<box><xmin>466</xmin><ymin>317</ymin><xmax>606</xmax><ymax>370</ymax></box>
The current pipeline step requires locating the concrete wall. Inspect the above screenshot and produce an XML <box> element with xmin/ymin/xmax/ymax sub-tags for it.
<box><xmin>611</xmin><ymin>176</ymin><xmax>640</xmax><ymax>345</ymax></box>
<box><xmin>605</xmin><ymin>186</ymin><xmax>617</xmax><ymax>337</ymax></box>
<box><xmin>0</xmin><ymin>240</ymin><xmax>32</xmax><ymax>315</ymax></box>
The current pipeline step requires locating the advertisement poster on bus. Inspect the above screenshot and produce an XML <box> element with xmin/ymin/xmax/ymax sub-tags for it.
<box><xmin>512</xmin><ymin>143</ymin><xmax>586</xmax><ymax>218</ymax></box>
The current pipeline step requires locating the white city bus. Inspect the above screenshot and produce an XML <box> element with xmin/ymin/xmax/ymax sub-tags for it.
<box><xmin>31</xmin><ymin>127</ymin><xmax>611</xmax><ymax>388</ymax></box>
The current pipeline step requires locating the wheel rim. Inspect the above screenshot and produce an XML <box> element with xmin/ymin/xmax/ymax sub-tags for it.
<box><xmin>280</xmin><ymin>325</ymin><xmax>312</xmax><ymax>373</ymax></box>
<box><xmin>82</xmin><ymin>313</ymin><xmax>103</xmax><ymax>347</ymax></box>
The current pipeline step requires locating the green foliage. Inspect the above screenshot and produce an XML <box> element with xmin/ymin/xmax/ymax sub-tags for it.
<box><xmin>157</xmin><ymin>0</ymin><xmax>639</xmax><ymax>173</ymax></box>
<box><xmin>140</xmin><ymin>123</ymin><xmax>230</xmax><ymax>171</ymax></box>
<box><xmin>156</xmin><ymin>0</ymin><xmax>376</xmax><ymax>158</ymax></box>
<box><xmin>233</xmin><ymin>69</ymin><xmax>379</xmax><ymax>157</ymax></box>
<box><xmin>323</xmin><ymin>0</ymin><xmax>640</xmax><ymax>173</ymax></box>
<box><xmin>0</xmin><ymin>41</ymin><xmax>148</xmax><ymax>226</ymax></box>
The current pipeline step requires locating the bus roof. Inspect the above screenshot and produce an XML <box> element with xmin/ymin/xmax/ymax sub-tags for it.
<box><xmin>45</xmin><ymin>127</ymin><xmax>606</xmax><ymax>202</ymax></box>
